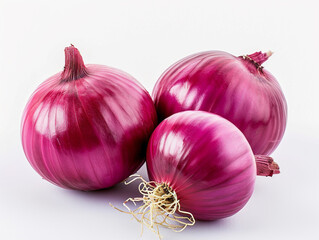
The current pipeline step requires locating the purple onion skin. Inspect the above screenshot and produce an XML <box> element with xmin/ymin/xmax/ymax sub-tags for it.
<box><xmin>153</xmin><ymin>51</ymin><xmax>287</xmax><ymax>155</ymax></box>
<box><xmin>147</xmin><ymin>111</ymin><xmax>256</xmax><ymax>220</ymax></box>
<box><xmin>21</xmin><ymin>47</ymin><xmax>157</xmax><ymax>191</ymax></box>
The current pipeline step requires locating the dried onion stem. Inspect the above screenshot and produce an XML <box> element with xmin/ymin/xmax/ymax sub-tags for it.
<box><xmin>110</xmin><ymin>175</ymin><xmax>195</xmax><ymax>238</ymax></box>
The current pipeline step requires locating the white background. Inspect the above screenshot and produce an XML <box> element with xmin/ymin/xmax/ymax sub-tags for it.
<box><xmin>1</xmin><ymin>0</ymin><xmax>318</xmax><ymax>239</ymax></box>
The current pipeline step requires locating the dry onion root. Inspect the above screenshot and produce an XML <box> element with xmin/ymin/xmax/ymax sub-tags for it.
<box><xmin>110</xmin><ymin>175</ymin><xmax>195</xmax><ymax>238</ymax></box>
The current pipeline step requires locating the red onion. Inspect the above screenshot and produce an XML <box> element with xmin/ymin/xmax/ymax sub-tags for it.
<box><xmin>21</xmin><ymin>45</ymin><xmax>157</xmax><ymax>191</ymax></box>
<box><xmin>153</xmin><ymin>51</ymin><xmax>287</xmax><ymax>155</ymax></box>
<box><xmin>116</xmin><ymin>111</ymin><xmax>259</xmax><ymax>233</ymax></box>
<box><xmin>147</xmin><ymin>111</ymin><xmax>255</xmax><ymax>221</ymax></box>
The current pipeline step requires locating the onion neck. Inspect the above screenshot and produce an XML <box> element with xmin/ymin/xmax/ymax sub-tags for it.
<box><xmin>255</xmin><ymin>155</ymin><xmax>280</xmax><ymax>177</ymax></box>
<box><xmin>240</xmin><ymin>51</ymin><xmax>272</xmax><ymax>70</ymax></box>
<box><xmin>60</xmin><ymin>45</ymin><xmax>88</xmax><ymax>82</ymax></box>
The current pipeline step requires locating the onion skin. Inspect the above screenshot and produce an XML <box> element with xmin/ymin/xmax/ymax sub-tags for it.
<box><xmin>147</xmin><ymin>111</ymin><xmax>256</xmax><ymax>220</ymax></box>
<box><xmin>21</xmin><ymin>46</ymin><xmax>157</xmax><ymax>191</ymax></box>
<box><xmin>153</xmin><ymin>51</ymin><xmax>287</xmax><ymax>155</ymax></box>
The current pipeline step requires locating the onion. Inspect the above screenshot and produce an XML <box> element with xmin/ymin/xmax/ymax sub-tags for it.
<box><xmin>117</xmin><ymin>111</ymin><xmax>259</xmax><ymax>233</ymax></box>
<box><xmin>21</xmin><ymin>45</ymin><xmax>157</xmax><ymax>191</ymax></box>
<box><xmin>153</xmin><ymin>51</ymin><xmax>287</xmax><ymax>155</ymax></box>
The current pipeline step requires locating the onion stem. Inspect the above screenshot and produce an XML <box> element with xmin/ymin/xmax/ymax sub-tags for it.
<box><xmin>240</xmin><ymin>51</ymin><xmax>273</xmax><ymax>70</ymax></box>
<box><xmin>255</xmin><ymin>155</ymin><xmax>280</xmax><ymax>176</ymax></box>
<box><xmin>60</xmin><ymin>44</ymin><xmax>88</xmax><ymax>82</ymax></box>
